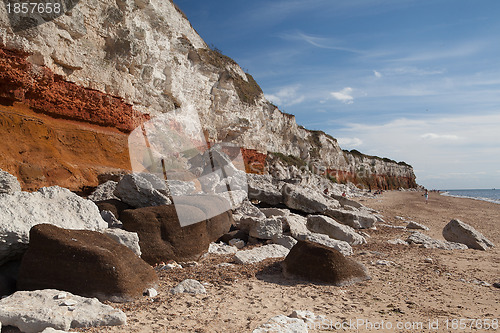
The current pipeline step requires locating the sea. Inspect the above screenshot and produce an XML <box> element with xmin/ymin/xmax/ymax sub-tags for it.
<box><xmin>440</xmin><ymin>189</ymin><xmax>500</xmax><ymax>204</ymax></box>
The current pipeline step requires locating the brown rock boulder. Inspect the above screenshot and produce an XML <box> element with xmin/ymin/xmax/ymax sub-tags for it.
<box><xmin>282</xmin><ymin>240</ymin><xmax>370</xmax><ymax>286</ymax></box>
<box><xmin>121</xmin><ymin>195</ymin><xmax>233</xmax><ymax>265</ymax></box>
<box><xmin>17</xmin><ymin>224</ymin><xmax>158</xmax><ymax>302</ymax></box>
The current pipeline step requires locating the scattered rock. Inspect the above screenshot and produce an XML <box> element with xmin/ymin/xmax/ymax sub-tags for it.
<box><xmin>208</xmin><ymin>242</ymin><xmax>238</xmax><ymax>255</ymax></box>
<box><xmin>103</xmin><ymin>228</ymin><xmax>142</xmax><ymax>256</ymax></box>
<box><xmin>442</xmin><ymin>219</ymin><xmax>494</xmax><ymax>250</ymax></box>
<box><xmin>247</xmin><ymin>174</ymin><xmax>283</xmax><ymax>205</ymax></box>
<box><xmin>272</xmin><ymin>235</ymin><xmax>298</xmax><ymax>250</ymax></box>
<box><xmin>406</xmin><ymin>232</ymin><xmax>468</xmax><ymax>250</ymax></box>
<box><xmin>379</xmin><ymin>224</ymin><xmax>406</xmax><ymax>229</ymax></box>
<box><xmin>325</xmin><ymin>208</ymin><xmax>377</xmax><ymax>229</ymax></box>
<box><xmin>289</xmin><ymin>310</ymin><xmax>326</xmax><ymax>327</ymax></box>
<box><xmin>113</xmin><ymin>173</ymin><xmax>171</xmax><ymax>208</ymax></box>
<box><xmin>285</xmin><ymin>214</ymin><xmax>310</xmax><ymax>240</ymax></box>
<box><xmin>424</xmin><ymin>258</ymin><xmax>433</xmax><ymax>264</ymax></box>
<box><xmin>100</xmin><ymin>210</ymin><xmax>123</xmax><ymax>228</ymax></box>
<box><xmin>0</xmin><ymin>170</ymin><xmax>21</xmax><ymax>194</ymax></box>
<box><xmin>282</xmin><ymin>183</ymin><xmax>340</xmax><ymax>213</ymax></box>
<box><xmin>0</xmin><ymin>289</ymin><xmax>126</xmax><ymax>333</ymax></box>
<box><xmin>87</xmin><ymin>181</ymin><xmax>118</xmax><ymax>201</ymax></box>
<box><xmin>144</xmin><ymin>288</ymin><xmax>158</xmax><ymax>297</ymax></box>
<box><xmin>375</xmin><ymin>260</ymin><xmax>396</xmax><ymax>266</ymax></box>
<box><xmin>171</xmin><ymin>279</ymin><xmax>206</xmax><ymax>294</ymax></box>
<box><xmin>252</xmin><ymin>314</ymin><xmax>307</xmax><ymax>333</ymax></box>
<box><xmin>406</xmin><ymin>221</ymin><xmax>430</xmax><ymax>230</ymax></box>
<box><xmin>233</xmin><ymin>200</ymin><xmax>266</xmax><ymax>221</ymax></box>
<box><xmin>331</xmin><ymin>194</ymin><xmax>363</xmax><ymax>209</ymax></box>
<box><xmin>373</xmin><ymin>214</ymin><xmax>386</xmax><ymax>224</ymax></box>
<box><xmin>304</xmin><ymin>233</ymin><xmax>353</xmax><ymax>256</ymax></box>
<box><xmin>234</xmin><ymin>244</ymin><xmax>290</xmax><ymax>264</ymax></box>
<box><xmin>166</xmin><ymin>180</ymin><xmax>196</xmax><ymax>196</ymax></box>
<box><xmin>228</xmin><ymin>238</ymin><xmax>245</xmax><ymax>249</ymax></box>
<box><xmin>306</xmin><ymin>215</ymin><xmax>366</xmax><ymax>245</ymax></box>
<box><xmin>120</xmin><ymin>196</ymin><xmax>233</xmax><ymax>264</ymax></box>
<box><xmin>283</xmin><ymin>240</ymin><xmax>370</xmax><ymax>285</ymax></box>
<box><xmin>17</xmin><ymin>224</ymin><xmax>158</xmax><ymax>302</ymax></box>
<box><xmin>155</xmin><ymin>262</ymin><xmax>183</xmax><ymax>271</ymax></box>
<box><xmin>493</xmin><ymin>282</ymin><xmax>500</xmax><ymax>288</ymax></box>
<box><xmin>259</xmin><ymin>207</ymin><xmax>290</xmax><ymax>218</ymax></box>
<box><xmin>0</xmin><ymin>186</ymin><xmax>107</xmax><ymax>265</ymax></box>
<box><xmin>249</xmin><ymin>217</ymin><xmax>283</xmax><ymax>240</ymax></box>
<box><xmin>387</xmin><ymin>239</ymin><xmax>408</xmax><ymax>245</ymax></box>
<box><xmin>41</xmin><ymin>328</ymin><xmax>70</xmax><ymax>333</ymax></box>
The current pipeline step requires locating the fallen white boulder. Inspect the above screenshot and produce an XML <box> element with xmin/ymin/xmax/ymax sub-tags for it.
<box><xmin>306</xmin><ymin>215</ymin><xmax>366</xmax><ymax>245</ymax></box>
<box><xmin>0</xmin><ymin>186</ymin><xmax>107</xmax><ymax>265</ymax></box>
<box><xmin>0</xmin><ymin>289</ymin><xmax>126</xmax><ymax>333</ymax></box>
<box><xmin>234</xmin><ymin>244</ymin><xmax>289</xmax><ymax>264</ymax></box>
<box><xmin>442</xmin><ymin>219</ymin><xmax>494</xmax><ymax>250</ymax></box>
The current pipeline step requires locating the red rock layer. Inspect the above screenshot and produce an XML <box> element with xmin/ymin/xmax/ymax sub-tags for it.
<box><xmin>0</xmin><ymin>103</ymin><xmax>132</xmax><ymax>191</ymax></box>
<box><xmin>241</xmin><ymin>148</ymin><xmax>266</xmax><ymax>174</ymax></box>
<box><xmin>0</xmin><ymin>46</ymin><xmax>148</xmax><ymax>133</ymax></box>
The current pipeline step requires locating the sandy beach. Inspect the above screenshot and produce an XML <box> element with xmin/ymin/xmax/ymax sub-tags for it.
<box><xmin>75</xmin><ymin>191</ymin><xmax>499</xmax><ymax>333</ymax></box>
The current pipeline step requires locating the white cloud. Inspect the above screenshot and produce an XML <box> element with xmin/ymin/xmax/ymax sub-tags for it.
<box><xmin>420</xmin><ymin>133</ymin><xmax>459</xmax><ymax>140</ymax></box>
<box><xmin>373</xmin><ymin>70</ymin><xmax>382</xmax><ymax>78</ymax></box>
<box><xmin>331</xmin><ymin>87</ymin><xmax>354</xmax><ymax>104</ymax></box>
<box><xmin>279</xmin><ymin>31</ymin><xmax>362</xmax><ymax>53</ymax></box>
<box><xmin>329</xmin><ymin>114</ymin><xmax>500</xmax><ymax>189</ymax></box>
<box><xmin>338</xmin><ymin>137</ymin><xmax>363</xmax><ymax>147</ymax></box>
<box><xmin>265</xmin><ymin>85</ymin><xmax>305</xmax><ymax>106</ymax></box>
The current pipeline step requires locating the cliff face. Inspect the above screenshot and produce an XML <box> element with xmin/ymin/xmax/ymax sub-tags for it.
<box><xmin>0</xmin><ymin>0</ymin><xmax>416</xmax><ymax>190</ymax></box>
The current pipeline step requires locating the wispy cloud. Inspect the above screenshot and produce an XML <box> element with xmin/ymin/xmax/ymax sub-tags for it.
<box><xmin>382</xmin><ymin>40</ymin><xmax>489</xmax><ymax>63</ymax></box>
<box><xmin>265</xmin><ymin>85</ymin><xmax>305</xmax><ymax>107</ymax></box>
<box><xmin>373</xmin><ymin>70</ymin><xmax>382</xmax><ymax>78</ymax></box>
<box><xmin>331</xmin><ymin>87</ymin><xmax>354</xmax><ymax>104</ymax></box>
<box><xmin>420</xmin><ymin>133</ymin><xmax>459</xmax><ymax>140</ymax></box>
<box><xmin>279</xmin><ymin>31</ymin><xmax>362</xmax><ymax>53</ymax></box>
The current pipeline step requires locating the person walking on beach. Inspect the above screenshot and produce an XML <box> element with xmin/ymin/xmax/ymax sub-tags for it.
<box><xmin>424</xmin><ymin>189</ymin><xmax>429</xmax><ymax>204</ymax></box>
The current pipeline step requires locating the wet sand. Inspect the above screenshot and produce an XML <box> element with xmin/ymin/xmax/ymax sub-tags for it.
<box><xmin>75</xmin><ymin>191</ymin><xmax>500</xmax><ymax>332</ymax></box>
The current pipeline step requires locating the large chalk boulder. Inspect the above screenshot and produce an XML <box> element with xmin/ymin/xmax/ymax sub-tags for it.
<box><xmin>114</xmin><ymin>173</ymin><xmax>171</xmax><ymax>208</ymax></box>
<box><xmin>307</xmin><ymin>215</ymin><xmax>366</xmax><ymax>245</ymax></box>
<box><xmin>247</xmin><ymin>174</ymin><xmax>283</xmax><ymax>205</ymax></box>
<box><xmin>282</xmin><ymin>183</ymin><xmax>340</xmax><ymax>214</ymax></box>
<box><xmin>283</xmin><ymin>240</ymin><xmax>370</xmax><ymax>285</ymax></box>
<box><xmin>303</xmin><ymin>233</ymin><xmax>353</xmax><ymax>256</ymax></box>
<box><xmin>17</xmin><ymin>224</ymin><xmax>158</xmax><ymax>302</ymax></box>
<box><xmin>234</xmin><ymin>244</ymin><xmax>290</xmax><ymax>264</ymax></box>
<box><xmin>252</xmin><ymin>315</ymin><xmax>307</xmax><ymax>333</ymax></box>
<box><xmin>87</xmin><ymin>180</ymin><xmax>119</xmax><ymax>201</ymax></box>
<box><xmin>0</xmin><ymin>186</ymin><xmax>107</xmax><ymax>265</ymax></box>
<box><xmin>406</xmin><ymin>231</ymin><xmax>468</xmax><ymax>250</ymax></box>
<box><xmin>325</xmin><ymin>208</ymin><xmax>377</xmax><ymax>229</ymax></box>
<box><xmin>0</xmin><ymin>289</ymin><xmax>126</xmax><ymax>333</ymax></box>
<box><xmin>442</xmin><ymin>219</ymin><xmax>494</xmax><ymax>250</ymax></box>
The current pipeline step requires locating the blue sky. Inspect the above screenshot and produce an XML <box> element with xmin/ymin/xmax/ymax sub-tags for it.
<box><xmin>175</xmin><ymin>0</ymin><xmax>500</xmax><ymax>190</ymax></box>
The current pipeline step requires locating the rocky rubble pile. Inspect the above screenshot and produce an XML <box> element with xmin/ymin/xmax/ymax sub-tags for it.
<box><xmin>0</xmin><ymin>164</ymin><xmax>377</xmax><ymax>331</ymax></box>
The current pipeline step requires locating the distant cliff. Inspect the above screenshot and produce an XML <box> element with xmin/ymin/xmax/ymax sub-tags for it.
<box><xmin>0</xmin><ymin>0</ymin><xmax>416</xmax><ymax>190</ymax></box>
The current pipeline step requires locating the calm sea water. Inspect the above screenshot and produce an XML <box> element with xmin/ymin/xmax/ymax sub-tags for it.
<box><xmin>441</xmin><ymin>189</ymin><xmax>500</xmax><ymax>204</ymax></box>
